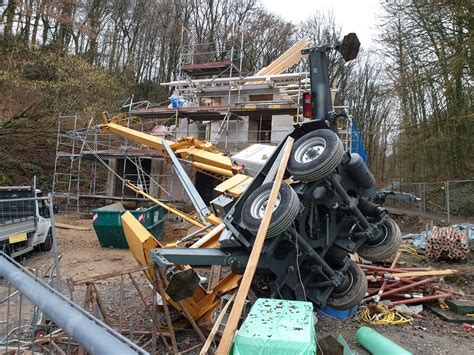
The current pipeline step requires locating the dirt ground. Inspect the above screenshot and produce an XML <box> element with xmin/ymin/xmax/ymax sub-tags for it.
<box><xmin>14</xmin><ymin>212</ymin><xmax>474</xmax><ymax>354</ymax></box>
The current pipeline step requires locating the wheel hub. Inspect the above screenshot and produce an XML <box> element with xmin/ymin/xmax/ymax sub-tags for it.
<box><xmin>250</xmin><ymin>192</ymin><xmax>282</xmax><ymax>219</ymax></box>
<box><xmin>367</xmin><ymin>224</ymin><xmax>389</xmax><ymax>246</ymax></box>
<box><xmin>294</xmin><ymin>137</ymin><xmax>326</xmax><ymax>163</ymax></box>
<box><xmin>332</xmin><ymin>271</ymin><xmax>354</xmax><ymax>296</ymax></box>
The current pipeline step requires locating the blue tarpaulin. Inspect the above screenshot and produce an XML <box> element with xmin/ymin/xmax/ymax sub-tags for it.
<box><xmin>351</xmin><ymin>119</ymin><xmax>368</xmax><ymax>164</ymax></box>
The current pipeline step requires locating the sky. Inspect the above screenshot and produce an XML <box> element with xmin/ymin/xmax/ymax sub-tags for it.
<box><xmin>260</xmin><ymin>0</ymin><xmax>382</xmax><ymax>49</ymax></box>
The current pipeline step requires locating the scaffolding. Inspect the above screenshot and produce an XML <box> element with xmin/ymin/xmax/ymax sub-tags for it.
<box><xmin>51</xmin><ymin>115</ymin><xmax>181</xmax><ymax>212</ymax></box>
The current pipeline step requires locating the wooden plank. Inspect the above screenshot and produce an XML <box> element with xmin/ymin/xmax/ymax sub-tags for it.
<box><xmin>200</xmin><ymin>293</ymin><xmax>236</xmax><ymax>355</ymax></box>
<box><xmin>216</xmin><ymin>137</ymin><xmax>294</xmax><ymax>355</ymax></box>
<box><xmin>190</xmin><ymin>223</ymin><xmax>226</xmax><ymax>249</ymax></box>
<box><xmin>72</xmin><ymin>264</ymin><xmax>151</xmax><ymax>285</ymax></box>
<box><xmin>56</xmin><ymin>222</ymin><xmax>90</xmax><ymax>231</ymax></box>
<box><xmin>256</xmin><ymin>38</ymin><xmax>310</xmax><ymax>76</ymax></box>
<box><xmin>208</xmin><ymin>265</ymin><xmax>223</xmax><ymax>292</ymax></box>
<box><xmin>154</xmin><ymin>268</ymin><xmax>179</xmax><ymax>353</ymax></box>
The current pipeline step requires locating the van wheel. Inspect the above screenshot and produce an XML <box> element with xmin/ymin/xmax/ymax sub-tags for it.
<box><xmin>39</xmin><ymin>229</ymin><xmax>53</xmax><ymax>252</ymax></box>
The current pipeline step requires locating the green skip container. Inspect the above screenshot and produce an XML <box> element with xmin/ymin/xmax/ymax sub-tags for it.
<box><xmin>91</xmin><ymin>202</ymin><xmax>167</xmax><ymax>249</ymax></box>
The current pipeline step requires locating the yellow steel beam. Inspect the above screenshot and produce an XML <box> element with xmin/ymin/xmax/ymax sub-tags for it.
<box><xmin>126</xmin><ymin>182</ymin><xmax>206</xmax><ymax>228</ymax></box>
<box><xmin>121</xmin><ymin>212</ymin><xmax>241</xmax><ymax>322</ymax></box>
<box><xmin>100</xmin><ymin>122</ymin><xmax>233</xmax><ymax>172</ymax></box>
<box><xmin>101</xmin><ymin>122</ymin><xmax>174</xmax><ymax>150</ymax></box>
<box><xmin>192</xmin><ymin>162</ymin><xmax>234</xmax><ymax>177</ymax></box>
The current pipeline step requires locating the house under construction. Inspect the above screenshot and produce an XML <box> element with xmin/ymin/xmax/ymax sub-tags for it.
<box><xmin>52</xmin><ymin>38</ymin><xmax>364</xmax><ymax>212</ymax></box>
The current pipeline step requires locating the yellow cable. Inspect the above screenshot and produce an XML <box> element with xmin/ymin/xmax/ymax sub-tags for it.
<box><xmin>358</xmin><ymin>305</ymin><xmax>413</xmax><ymax>325</ymax></box>
<box><xmin>399</xmin><ymin>246</ymin><xmax>418</xmax><ymax>255</ymax></box>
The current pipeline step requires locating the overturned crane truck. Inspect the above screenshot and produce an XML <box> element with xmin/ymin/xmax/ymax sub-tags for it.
<box><xmin>148</xmin><ymin>33</ymin><xmax>402</xmax><ymax>311</ymax></box>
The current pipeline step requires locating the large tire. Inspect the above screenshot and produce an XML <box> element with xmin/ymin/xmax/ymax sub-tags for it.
<box><xmin>357</xmin><ymin>217</ymin><xmax>401</xmax><ymax>262</ymax></box>
<box><xmin>39</xmin><ymin>229</ymin><xmax>53</xmax><ymax>252</ymax></box>
<box><xmin>327</xmin><ymin>260</ymin><xmax>367</xmax><ymax>310</ymax></box>
<box><xmin>241</xmin><ymin>183</ymin><xmax>300</xmax><ymax>238</ymax></box>
<box><xmin>287</xmin><ymin>129</ymin><xmax>344</xmax><ymax>182</ymax></box>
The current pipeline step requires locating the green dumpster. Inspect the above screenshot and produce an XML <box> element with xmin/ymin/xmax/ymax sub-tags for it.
<box><xmin>91</xmin><ymin>202</ymin><xmax>167</xmax><ymax>248</ymax></box>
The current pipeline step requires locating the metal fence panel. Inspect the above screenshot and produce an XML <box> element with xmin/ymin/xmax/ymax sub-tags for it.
<box><xmin>385</xmin><ymin>179</ymin><xmax>474</xmax><ymax>222</ymax></box>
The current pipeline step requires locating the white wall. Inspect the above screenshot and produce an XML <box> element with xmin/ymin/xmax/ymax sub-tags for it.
<box><xmin>209</xmin><ymin>117</ymin><xmax>249</xmax><ymax>144</ymax></box>
<box><xmin>271</xmin><ymin>115</ymin><xmax>294</xmax><ymax>143</ymax></box>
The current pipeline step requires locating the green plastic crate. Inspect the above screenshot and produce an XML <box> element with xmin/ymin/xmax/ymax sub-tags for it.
<box><xmin>91</xmin><ymin>204</ymin><xmax>166</xmax><ymax>249</ymax></box>
<box><xmin>232</xmin><ymin>298</ymin><xmax>316</xmax><ymax>355</ymax></box>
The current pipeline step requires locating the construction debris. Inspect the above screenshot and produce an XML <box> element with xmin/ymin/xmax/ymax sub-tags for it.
<box><xmin>361</xmin><ymin>260</ymin><xmax>462</xmax><ymax>306</ymax></box>
<box><xmin>405</xmin><ymin>223</ymin><xmax>473</xmax><ymax>258</ymax></box>
<box><xmin>426</xmin><ymin>225</ymin><xmax>470</xmax><ymax>261</ymax></box>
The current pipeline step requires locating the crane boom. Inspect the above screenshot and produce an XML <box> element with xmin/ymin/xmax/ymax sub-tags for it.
<box><xmin>100</xmin><ymin>115</ymin><xmax>234</xmax><ymax>177</ymax></box>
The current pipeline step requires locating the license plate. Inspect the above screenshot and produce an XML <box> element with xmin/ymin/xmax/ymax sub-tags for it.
<box><xmin>9</xmin><ymin>233</ymin><xmax>27</xmax><ymax>244</ymax></box>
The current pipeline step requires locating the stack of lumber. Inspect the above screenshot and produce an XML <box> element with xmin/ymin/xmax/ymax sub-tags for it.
<box><xmin>256</xmin><ymin>38</ymin><xmax>311</xmax><ymax>76</ymax></box>
<box><xmin>426</xmin><ymin>226</ymin><xmax>470</xmax><ymax>261</ymax></box>
<box><xmin>361</xmin><ymin>262</ymin><xmax>462</xmax><ymax>306</ymax></box>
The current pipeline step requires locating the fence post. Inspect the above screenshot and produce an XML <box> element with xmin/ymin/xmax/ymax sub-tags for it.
<box><xmin>423</xmin><ymin>183</ymin><xmax>426</xmax><ymax>214</ymax></box>
<box><xmin>445</xmin><ymin>181</ymin><xmax>450</xmax><ymax>223</ymax></box>
<box><xmin>418</xmin><ymin>183</ymin><xmax>422</xmax><ymax>214</ymax></box>
<box><xmin>48</xmin><ymin>194</ymin><xmax>62</xmax><ymax>292</ymax></box>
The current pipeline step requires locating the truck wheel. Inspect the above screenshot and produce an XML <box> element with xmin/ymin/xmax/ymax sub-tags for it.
<box><xmin>241</xmin><ymin>183</ymin><xmax>300</xmax><ymax>238</ymax></box>
<box><xmin>287</xmin><ymin>129</ymin><xmax>344</xmax><ymax>182</ymax></box>
<box><xmin>357</xmin><ymin>218</ymin><xmax>401</xmax><ymax>262</ymax></box>
<box><xmin>327</xmin><ymin>260</ymin><xmax>367</xmax><ymax>310</ymax></box>
<box><xmin>39</xmin><ymin>229</ymin><xmax>53</xmax><ymax>252</ymax></box>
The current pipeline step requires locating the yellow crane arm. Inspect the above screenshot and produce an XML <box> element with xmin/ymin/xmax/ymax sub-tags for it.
<box><xmin>100</xmin><ymin>121</ymin><xmax>234</xmax><ymax>175</ymax></box>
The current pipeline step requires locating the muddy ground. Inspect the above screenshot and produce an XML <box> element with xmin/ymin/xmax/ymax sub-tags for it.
<box><xmin>8</xmin><ymin>212</ymin><xmax>474</xmax><ymax>354</ymax></box>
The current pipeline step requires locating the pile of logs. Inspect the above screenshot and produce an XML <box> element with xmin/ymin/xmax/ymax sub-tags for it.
<box><xmin>426</xmin><ymin>226</ymin><xmax>470</xmax><ymax>261</ymax></box>
<box><xmin>360</xmin><ymin>253</ymin><xmax>463</xmax><ymax>305</ymax></box>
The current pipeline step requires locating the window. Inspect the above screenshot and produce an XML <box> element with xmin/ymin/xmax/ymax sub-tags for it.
<box><xmin>249</xmin><ymin>94</ymin><xmax>273</xmax><ymax>102</ymax></box>
<box><xmin>249</xmin><ymin>115</ymin><xmax>272</xmax><ymax>143</ymax></box>
<box><xmin>39</xmin><ymin>200</ymin><xmax>50</xmax><ymax>218</ymax></box>
<box><xmin>199</xmin><ymin>97</ymin><xmax>222</xmax><ymax>107</ymax></box>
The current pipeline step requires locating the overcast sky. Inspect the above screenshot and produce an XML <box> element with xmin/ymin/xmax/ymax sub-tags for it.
<box><xmin>260</xmin><ymin>0</ymin><xmax>382</xmax><ymax>49</ymax></box>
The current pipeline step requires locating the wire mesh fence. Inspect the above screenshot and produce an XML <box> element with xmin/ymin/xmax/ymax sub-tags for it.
<box><xmin>0</xmin><ymin>257</ymin><xmax>77</xmax><ymax>354</ymax></box>
<box><xmin>384</xmin><ymin>179</ymin><xmax>474</xmax><ymax>222</ymax></box>
<box><xmin>0</xmin><ymin>194</ymin><xmax>149</xmax><ymax>354</ymax></box>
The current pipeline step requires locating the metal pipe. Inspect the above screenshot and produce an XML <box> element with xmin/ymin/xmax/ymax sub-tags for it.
<box><xmin>373</xmin><ymin>252</ymin><xmax>400</xmax><ymax>302</ymax></box>
<box><xmin>47</xmin><ymin>195</ymin><xmax>61</xmax><ymax>291</ymax></box>
<box><xmin>0</xmin><ymin>253</ymin><xmax>148</xmax><ymax>355</ymax></box>
<box><xmin>160</xmin><ymin>72</ymin><xmax>310</xmax><ymax>86</ymax></box>
<box><xmin>359</xmin><ymin>265</ymin><xmax>431</xmax><ymax>273</ymax></box>
<box><xmin>390</xmin><ymin>292</ymin><xmax>452</xmax><ymax>305</ymax></box>
<box><xmin>364</xmin><ymin>277</ymin><xmax>437</xmax><ymax>302</ymax></box>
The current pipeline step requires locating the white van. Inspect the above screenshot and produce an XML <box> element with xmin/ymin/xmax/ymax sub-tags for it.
<box><xmin>0</xmin><ymin>186</ymin><xmax>52</xmax><ymax>258</ymax></box>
